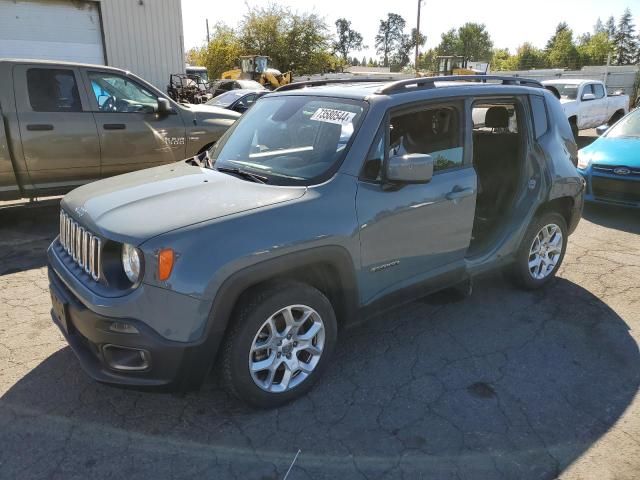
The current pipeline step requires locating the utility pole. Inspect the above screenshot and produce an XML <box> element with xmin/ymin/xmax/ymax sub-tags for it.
<box><xmin>415</xmin><ymin>0</ymin><xmax>422</xmax><ymax>74</ymax></box>
<box><xmin>206</xmin><ymin>18</ymin><xmax>210</xmax><ymax>44</ymax></box>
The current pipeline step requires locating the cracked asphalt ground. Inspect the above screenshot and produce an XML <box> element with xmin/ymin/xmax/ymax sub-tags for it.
<box><xmin>1</xmin><ymin>191</ymin><xmax>639</xmax><ymax>478</ymax></box>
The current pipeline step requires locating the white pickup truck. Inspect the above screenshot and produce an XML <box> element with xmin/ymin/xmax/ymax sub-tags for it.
<box><xmin>541</xmin><ymin>79</ymin><xmax>629</xmax><ymax>137</ymax></box>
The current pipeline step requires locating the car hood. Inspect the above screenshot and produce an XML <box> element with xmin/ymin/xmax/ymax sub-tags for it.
<box><xmin>559</xmin><ymin>98</ymin><xmax>576</xmax><ymax>105</ymax></box>
<box><xmin>179</xmin><ymin>103</ymin><xmax>241</xmax><ymax>123</ymax></box>
<box><xmin>61</xmin><ymin>161</ymin><xmax>306</xmax><ymax>244</ymax></box>
<box><xmin>581</xmin><ymin>137</ymin><xmax>640</xmax><ymax>167</ymax></box>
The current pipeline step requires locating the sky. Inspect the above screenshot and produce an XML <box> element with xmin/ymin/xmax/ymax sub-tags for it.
<box><xmin>181</xmin><ymin>0</ymin><xmax>639</xmax><ymax>59</ymax></box>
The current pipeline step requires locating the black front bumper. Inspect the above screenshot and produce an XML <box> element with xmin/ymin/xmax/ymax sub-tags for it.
<box><xmin>48</xmin><ymin>267</ymin><xmax>213</xmax><ymax>391</ymax></box>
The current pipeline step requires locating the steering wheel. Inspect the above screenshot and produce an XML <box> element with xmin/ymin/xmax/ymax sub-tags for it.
<box><xmin>101</xmin><ymin>96</ymin><xmax>117</xmax><ymax>112</ymax></box>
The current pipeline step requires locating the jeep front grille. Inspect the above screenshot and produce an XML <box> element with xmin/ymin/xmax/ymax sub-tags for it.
<box><xmin>59</xmin><ymin>211</ymin><xmax>102</xmax><ymax>281</ymax></box>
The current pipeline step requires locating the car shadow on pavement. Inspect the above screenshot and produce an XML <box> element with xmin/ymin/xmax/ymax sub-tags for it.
<box><xmin>1</xmin><ymin>276</ymin><xmax>638</xmax><ymax>480</ymax></box>
<box><xmin>582</xmin><ymin>203</ymin><xmax>640</xmax><ymax>235</ymax></box>
<box><xmin>0</xmin><ymin>202</ymin><xmax>60</xmax><ymax>275</ymax></box>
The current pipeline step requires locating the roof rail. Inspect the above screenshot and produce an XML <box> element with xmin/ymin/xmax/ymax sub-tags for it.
<box><xmin>376</xmin><ymin>75</ymin><xmax>544</xmax><ymax>95</ymax></box>
<box><xmin>275</xmin><ymin>77</ymin><xmax>388</xmax><ymax>92</ymax></box>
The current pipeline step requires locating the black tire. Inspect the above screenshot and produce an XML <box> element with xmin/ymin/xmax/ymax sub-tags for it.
<box><xmin>570</xmin><ymin>120</ymin><xmax>579</xmax><ymax>141</ymax></box>
<box><xmin>222</xmin><ymin>281</ymin><xmax>337</xmax><ymax>408</ymax></box>
<box><xmin>510</xmin><ymin>212</ymin><xmax>568</xmax><ymax>290</ymax></box>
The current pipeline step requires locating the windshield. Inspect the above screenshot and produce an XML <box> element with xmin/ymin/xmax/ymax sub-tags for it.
<box><xmin>552</xmin><ymin>83</ymin><xmax>579</xmax><ymax>100</ymax></box>
<box><xmin>605</xmin><ymin>109</ymin><xmax>640</xmax><ymax>139</ymax></box>
<box><xmin>207</xmin><ymin>90</ymin><xmax>244</xmax><ymax>107</ymax></box>
<box><xmin>209</xmin><ymin>96</ymin><xmax>366</xmax><ymax>185</ymax></box>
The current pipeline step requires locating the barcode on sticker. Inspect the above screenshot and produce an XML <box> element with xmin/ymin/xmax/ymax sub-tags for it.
<box><xmin>310</xmin><ymin>108</ymin><xmax>356</xmax><ymax>126</ymax></box>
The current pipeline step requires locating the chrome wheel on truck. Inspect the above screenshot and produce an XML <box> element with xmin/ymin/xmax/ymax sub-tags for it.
<box><xmin>249</xmin><ymin>305</ymin><xmax>326</xmax><ymax>393</ymax></box>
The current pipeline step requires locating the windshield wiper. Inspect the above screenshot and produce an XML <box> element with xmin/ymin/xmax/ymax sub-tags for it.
<box><xmin>215</xmin><ymin>166</ymin><xmax>268</xmax><ymax>184</ymax></box>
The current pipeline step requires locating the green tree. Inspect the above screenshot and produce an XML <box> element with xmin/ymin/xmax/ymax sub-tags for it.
<box><xmin>417</xmin><ymin>48</ymin><xmax>438</xmax><ymax>72</ymax></box>
<box><xmin>514</xmin><ymin>43</ymin><xmax>547</xmax><ymax>70</ymax></box>
<box><xmin>578</xmin><ymin>31</ymin><xmax>614</xmax><ymax>66</ymax></box>
<box><xmin>239</xmin><ymin>5</ymin><xmax>331</xmax><ymax>74</ymax></box>
<box><xmin>594</xmin><ymin>17</ymin><xmax>605</xmax><ymax>35</ymax></box>
<box><xmin>605</xmin><ymin>16</ymin><xmax>617</xmax><ymax>40</ymax></box>
<box><xmin>436</xmin><ymin>28</ymin><xmax>460</xmax><ymax>56</ymax></box>
<box><xmin>375</xmin><ymin>13</ymin><xmax>406</xmax><ymax>67</ymax></box>
<box><xmin>390</xmin><ymin>28</ymin><xmax>426</xmax><ymax>71</ymax></box>
<box><xmin>547</xmin><ymin>28</ymin><xmax>579</xmax><ymax>68</ymax></box>
<box><xmin>491</xmin><ymin>48</ymin><xmax>516</xmax><ymax>71</ymax></box>
<box><xmin>333</xmin><ymin>18</ymin><xmax>365</xmax><ymax>62</ymax></box>
<box><xmin>186</xmin><ymin>23</ymin><xmax>242</xmax><ymax>78</ymax></box>
<box><xmin>361</xmin><ymin>56</ymin><xmax>367</xmax><ymax>66</ymax></box>
<box><xmin>613</xmin><ymin>8</ymin><xmax>638</xmax><ymax>65</ymax></box>
<box><xmin>546</xmin><ymin>22</ymin><xmax>569</xmax><ymax>51</ymax></box>
<box><xmin>457</xmin><ymin>22</ymin><xmax>493</xmax><ymax>66</ymax></box>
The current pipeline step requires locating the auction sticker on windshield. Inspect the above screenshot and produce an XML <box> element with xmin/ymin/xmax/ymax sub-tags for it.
<box><xmin>311</xmin><ymin>108</ymin><xmax>356</xmax><ymax>126</ymax></box>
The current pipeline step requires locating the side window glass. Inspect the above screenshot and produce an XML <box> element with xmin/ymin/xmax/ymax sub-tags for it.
<box><xmin>530</xmin><ymin>96</ymin><xmax>548</xmax><ymax>139</ymax></box>
<box><xmin>361</xmin><ymin>125</ymin><xmax>385</xmax><ymax>181</ymax></box>
<box><xmin>389</xmin><ymin>105</ymin><xmax>464</xmax><ymax>173</ymax></box>
<box><xmin>27</xmin><ymin>68</ymin><xmax>82</xmax><ymax>112</ymax></box>
<box><xmin>582</xmin><ymin>84</ymin><xmax>594</xmax><ymax>99</ymax></box>
<box><xmin>87</xmin><ymin>72</ymin><xmax>157</xmax><ymax>113</ymax></box>
<box><xmin>593</xmin><ymin>84</ymin><xmax>605</xmax><ymax>99</ymax></box>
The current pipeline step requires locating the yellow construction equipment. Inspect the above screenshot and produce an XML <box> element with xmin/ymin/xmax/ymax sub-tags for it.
<box><xmin>221</xmin><ymin>55</ymin><xmax>292</xmax><ymax>89</ymax></box>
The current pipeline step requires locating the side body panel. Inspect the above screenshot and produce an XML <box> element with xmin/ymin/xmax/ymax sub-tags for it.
<box><xmin>12</xmin><ymin>64</ymin><xmax>101</xmax><ymax>194</ymax></box>
<box><xmin>0</xmin><ymin>105</ymin><xmax>20</xmax><ymax>200</ymax></box>
<box><xmin>78</xmin><ymin>68</ymin><xmax>188</xmax><ymax>177</ymax></box>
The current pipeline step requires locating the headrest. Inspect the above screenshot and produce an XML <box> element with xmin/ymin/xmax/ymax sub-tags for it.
<box><xmin>485</xmin><ymin>107</ymin><xmax>509</xmax><ymax>128</ymax></box>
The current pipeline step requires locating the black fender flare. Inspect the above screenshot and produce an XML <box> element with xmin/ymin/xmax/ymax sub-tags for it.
<box><xmin>180</xmin><ymin>246</ymin><xmax>359</xmax><ymax>390</ymax></box>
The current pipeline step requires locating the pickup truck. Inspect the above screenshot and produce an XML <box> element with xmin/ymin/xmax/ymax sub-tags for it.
<box><xmin>0</xmin><ymin>59</ymin><xmax>240</xmax><ymax>201</ymax></box>
<box><xmin>542</xmin><ymin>79</ymin><xmax>629</xmax><ymax>138</ymax></box>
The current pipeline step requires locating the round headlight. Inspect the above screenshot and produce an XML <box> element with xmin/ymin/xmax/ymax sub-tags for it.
<box><xmin>121</xmin><ymin>243</ymin><xmax>142</xmax><ymax>284</ymax></box>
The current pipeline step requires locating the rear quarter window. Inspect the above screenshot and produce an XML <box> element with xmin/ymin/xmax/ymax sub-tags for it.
<box><xmin>530</xmin><ymin>95</ymin><xmax>548</xmax><ymax>139</ymax></box>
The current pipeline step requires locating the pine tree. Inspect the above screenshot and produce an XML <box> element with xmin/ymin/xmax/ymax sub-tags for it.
<box><xmin>361</xmin><ymin>56</ymin><xmax>367</xmax><ymax>66</ymax></box>
<box><xmin>613</xmin><ymin>8</ymin><xmax>638</xmax><ymax>65</ymax></box>
<box><xmin>594</xmin><ymin>17</ymin><xmax>605</xmax><ymax>35</ymax></box>
<box><xmin>605</xmin><ymin>16</ymin><xmax>616</xmax><ymax>40</ymax></box>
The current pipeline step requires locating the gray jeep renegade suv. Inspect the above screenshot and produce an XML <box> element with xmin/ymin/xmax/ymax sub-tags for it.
<box><xmin>48</xmin><ymin>76</ymin><xmax>584</xmax><ymax>408</ymax></box>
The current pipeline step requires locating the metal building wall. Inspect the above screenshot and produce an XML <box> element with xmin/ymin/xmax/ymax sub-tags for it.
<box><xmin>98</xmin><ymin>0</ymin><xmax>184</xmax><ymax>89</ymax></box>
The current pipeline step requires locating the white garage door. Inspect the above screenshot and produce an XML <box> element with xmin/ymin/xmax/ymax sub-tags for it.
<box><xmin>0</xmin><ymin>0</ymin><xmax>105</xmax><ymax>65</ymax></box>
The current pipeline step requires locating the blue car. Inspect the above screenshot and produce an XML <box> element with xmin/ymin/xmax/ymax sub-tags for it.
<box><xmin>578</xmin><ymin>108</ymin><xmax>640</xmax><ymax>208</ymax></box>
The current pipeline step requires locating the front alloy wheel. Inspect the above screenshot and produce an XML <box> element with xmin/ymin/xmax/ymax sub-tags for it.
<box><xmin>249</xmin><ymin>305</ymin><xmax>326</xmax><ymax>393</ymax></box>
<box><xmin>222</xmin><ymin>281</ymin><xmax>337</xmax><ymax>408</ymax></box>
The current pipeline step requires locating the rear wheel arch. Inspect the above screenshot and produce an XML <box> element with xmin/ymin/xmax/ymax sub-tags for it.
<box><xmin>608</xmin><ymin>109</ymin><xmax>625</xmax><ymax>125</ymax></box>
<box><xmin>535</xmin><ymin>196</ymin><xmax>574</xmax><ymax>230</ymax></box>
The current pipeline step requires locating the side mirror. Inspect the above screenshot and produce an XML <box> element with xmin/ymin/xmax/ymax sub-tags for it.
<box><xmin>595</xmin><ymin>125</ymin><xmax>608</xmax><ymax>136</ymax></box>
<box><xmin>385</xmin><ymin>153</ymin><xmax>433</xmax><ymax>184</ymax></box>
<box><xmin>581</xmin><ymin>93</ymin><xmax>596</xmax><ymax>101</ymax></box>
<box><xmin>157</xmin><ymin>98</ymin><xmax>173</xmax><ymax>115</ymax></box>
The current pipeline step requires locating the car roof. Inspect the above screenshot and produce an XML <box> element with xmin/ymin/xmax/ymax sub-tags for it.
<box><xmin>542</xmin><ymin>79</ymin><xmax>592</xmax><ymax>85</ymax></box>
<box><xmin>218</xmin><ymin>88</ymin><xmax>266</xmax><ymax>95</ymax></box>
<box><xmin>266</xmin><ymin>79</ymin><xmax>545</xmax><ymax>103</ymax></box>
<box><xmin>0</xmin><ymin>58</ymin><xmax>128</xmax><ymax>73</ymax></box>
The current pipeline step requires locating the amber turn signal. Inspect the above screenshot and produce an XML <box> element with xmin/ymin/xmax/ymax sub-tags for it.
<box><xmin>158</xmin><ymin>248</ymin><xmax>175</xmax><ymax>281</ymax></box>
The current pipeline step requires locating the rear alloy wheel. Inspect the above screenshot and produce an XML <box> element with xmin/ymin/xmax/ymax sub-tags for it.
<box><xmin>222</xmin><ymin>281</ymin><xmax>337</xmax><ymax>408</ymax></box>
<box><xmin>527</xmin><ymin>224</ymin><xmax>563</xmax><ymax>280</ymax></box>
<box><xmin>510</xmin><ymin>212</ymin><xmax>568</xmax><ymax>290</ymax></box>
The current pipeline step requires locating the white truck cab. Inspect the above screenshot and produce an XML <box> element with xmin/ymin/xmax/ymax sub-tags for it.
<box><xmin>542</xmin><ymin>79</ymin><xmax>629</xmax><ymax>137</ymax></box>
